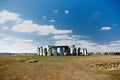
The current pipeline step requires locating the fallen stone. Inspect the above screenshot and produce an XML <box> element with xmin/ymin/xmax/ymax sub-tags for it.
<box><xmin>26</xmin><ymin>60</ymin><xmax>38</xmax><ymax>63</ymax></box>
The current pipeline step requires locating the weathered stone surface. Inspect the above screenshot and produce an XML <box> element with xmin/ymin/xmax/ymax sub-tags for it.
<box><xmin>44</xmin><ymin>48</ymin><xmax>47</xmax><ymax>56</ymax></box>
<box><xmin>37</xmin><ymin>47</ymin><xmax>40</xmax><ymax>56</ymax></box>
<box><xmin>26</xmin><ymin>60</ymin><xmax>38</xmax><ymax>63</ymax></box>
<box><xmin>40</xmin><ymin>47</ymin><xmax>43</xmax><ymax>56</ymax></box>
<box><xmin>37</xmin><ymin>45</ymin><xmax>87</xmax><ymax>56</ymax></box>
<box><xmin>83</xmin><ymin>48</ymin><xmax>87</xmax><ymax>55</ymax></box>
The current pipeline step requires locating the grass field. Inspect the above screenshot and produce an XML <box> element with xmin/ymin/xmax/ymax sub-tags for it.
<box><xmin>0</xmin><ymin>55</ymin><xmax>120</xmax><ymax>80</ymax></box>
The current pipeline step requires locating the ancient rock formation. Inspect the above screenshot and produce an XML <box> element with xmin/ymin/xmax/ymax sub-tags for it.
<box><xmin>37</xmin><ymin>45</ymin><xmax>88</xmax><ymax>56</ymax></box>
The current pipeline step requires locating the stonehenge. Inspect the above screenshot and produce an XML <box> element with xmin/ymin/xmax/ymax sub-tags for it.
<box><xmin>37</xmin><ymin>45</ymin><xmax>88</xmax><ymax>56</ymax></box>
<box><xmin>37</xmin><ymin>45</ymin><xmax>120</xmax><ymax>56</ymax></box>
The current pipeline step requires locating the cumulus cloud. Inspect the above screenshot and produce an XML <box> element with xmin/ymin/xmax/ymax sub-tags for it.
<box><xmin>12</xmin><ymin>20</ymin><xmax>72</xmax><ymax>35</ymax></box>
<box><xmin>65</xmin><ymin>10</ymin><xmax>69</xmax><ymax>14</ymax></box>
<box><xmin>54</xmin><ymin>38</ymin><xmax>120</xmax><ymax>52</ymax></box>
<box><xmin>52</xmin><ymin>34</ymin><xmax>99</xmax><ymax>52</ymax></box>
<box><xmin>54</xmin><ymin>39</ymin><xmax>97</xmax><ymax>48</ymax></box>
<box><xmin>0</xmin><ymin>10</ymin><xmax>22</xmax><ymax>24</ymax></box>
<box><xmin>52</xmin><ymin>34</ymin><xmax>120</xmax><ymax>52</ymax></box>
<box><xmin>54</xmin><ymin>39</ymin><xmax>101</xmax><ymax>52</ymax></box>
<box><xmin>0</xmin><ymin>10</ymin><xmax>71</xmax><ymax>35</ymax></box>
<box><xmin>0</xmin><ymin>34</ymin><xmax>36</xmax><ymax>53</ymax></box>
<box><xmin>12</xmin><ymin>20</ymin><xmax>55</xmax><ymax>35</ymax></box>
<box><xmin>100</xmin><ymin>27</ymin><xmax>112</xmax><ymax>31</ymax></box>
<box><xmin>1</xmin><ymin>9</ymin><xmax>120</xmax><ymax>53</ymax></box>
<box><xmin>96</xmin><ymin>41</ymin><xmax>120</xmax><ymax>52</ymax></box>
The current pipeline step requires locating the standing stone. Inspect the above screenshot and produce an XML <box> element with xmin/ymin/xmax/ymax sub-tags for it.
<box><xmin>63</xmin><ymin>47</ymin><xmax>67</xmax><ymax>56</ymax></box>
<box><xmin>40</xmin><ymin>47</ymin><xmax>43</xmax><ymax>56</ymax></box>
<box><xmin>77</xmin><ymin>47</ymin><xmax>81</xmax><ymax>55</ymax></box>
<box><xmin>37</xmin><ymin>45</ymin><xmax>87</xmax><ymax>56</ymax></box>
<box><xmin>52</xmin><ymin>47</ymin><xmax>57</xmax><ymax>56</ymax></box>
<box><xmin>66</xmin><ymin>47</ymin><xmax>70</xmax><ymax>56</ymax></box>
<box><xmin>37</xmin><ymin>47</ymin><xmax>40</xmax><ymax>56</ymax></box>
<box><xmin>73</xmin><ymin>47</ymin><xmax>76</xmax><ymax>55</ymax></box>
<box><xmin>70</xmin><ymin>45</ymin><xmax>75</xmax><ymax>55</ymax></box>
<box><xmin>44</xmin><ymin>48</ymin><xmax>47</xmax><ymax>56</ymax></box>
<box><xmin>83</xmin><ymin>48</ymin><xmax>87</xmax><ymax>56</ymax></box>
<box><xmin>60</xmin><ymin>47</ymin><xmax>64</xmax><ymax>56</ymax></box>
<box><xmin>48</xmin><ymin>45</ymin><xmax>52</xmax><ymax>56</ymax></box>
<box><xmin>70</xmin><ymin>47</ymin><xmax>73</xmax><ymax>55</ymax></box>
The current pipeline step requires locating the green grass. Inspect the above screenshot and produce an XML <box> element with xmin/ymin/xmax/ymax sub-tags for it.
<box><xmin>0</xmin><ymin>55</ymin><xmax>120</xmax><ymax>80</ymax></box>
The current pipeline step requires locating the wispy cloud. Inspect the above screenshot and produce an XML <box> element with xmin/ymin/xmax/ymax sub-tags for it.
<box><xmin>1</xmin><ymin>26</ymin><xmax>10</xmax><ymax>30</ymax></box>
<box><xmin>100</xmin><ymin>27</ymin><xmax>112</xmax><ymax>31</ymax></box>
<box><xmin>112</xmin><ymin>24</ymin><xmax>119</xmax><ymax>27</ymax></box>
<box><xmin>0</xmin><ymin>34</ymin><xmax>36</xmax><ymax>53</ymax></box>
<box><xmin>52</xmin><ymin>30</ymin><xmax>72</xmax><ymax>35</ymax></box>
<box><xmin>49</xmin><ymin>19</ymin><xmax>55</xmax><ymax>23</ymax></box>
<box><xmin>52</xmin><ymin>34</ymin><xmax>89</xmax><ymax>40</ymax></box>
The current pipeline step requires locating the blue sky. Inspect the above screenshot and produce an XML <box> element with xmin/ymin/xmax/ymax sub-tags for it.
<box><xmin>0</xmin><ymin>0</ymin><xmax>120</xmax><ymax>53</ymax></box>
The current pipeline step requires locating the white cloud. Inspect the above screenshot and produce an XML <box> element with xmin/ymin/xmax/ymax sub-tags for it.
<box><xmin>12</xmin><ymin>20</ymin><xmax>55</xmax><ymax>35</ymax></box>
<box><xmin>0</xmin><ymin>10</ymin><xmax>22</xmax><ymax>24</ymax></box>
<box><xmin>49</xmin><ymin>19</ymin><xmax>55</xmax><ymax>23</ymax></box>
<box><xmin>55</xmin><ymin>40</ymin><xmax>75</xmax><ymax>46</ymax></box>
<box><xmin>54</xmin><ymin>39</ymin><xmax>120</xmax><ymax>52</ymax></box>
<box><xmin>1</xmin><ymin>26</ymin><xmax>10</xmax><ymax>30</ymax></box>
<box><xmin>52</xmin><ymin>34</ymin><xmax>89</xmax><ymax>40</ymax></box>
<box><xmin>1</xmin><ymin>9</ymin><xmax>120</xmax><ymax>53</ymax></box>
<box><xmin>71</xmin><ymin>35</ymin><xmax>90</xmax><ymax>39</ymax></box>
<box><xmin>55</xmin><ymin>39</ymin><xmax>97</xmax><ymax>48</ymax></box>
<box><xmin>0</xmin><ymin>34</ymin><xmax>36</xmax><ymax>53</ymax></box>
<box><xmin>37</xmin><ymin>25</ymin><xmax>56</xmax><ymax>35</ymax></box>
<box><xmin>12</xmin><ymin>20</ymin><xmax>40</xmax><ymax>33</ymax></box>
<box><xmin>0</xmin><ymin>10</ymin><xmax>71</xmax><ymax>36</ymax></box>
<box><xmin>53</xmin><ymin>34</ymin><xmax>120</xmax><ymax>52</ymax></box>
<box><xmin>52</xmin><ymin>30</ymin><xmax>72</xmax><ymax>35</ymax></box>
<box><xmin>52</xmin><ymin>34</ymin><xmax>99</xmax><ymax>52</ymax></box>
<box><xmin>52</xmin><ymin>35</ymin><xmax>72</xmax><ymax>40</ymax></box>
<box><xmin>65</xmin><ymin>10</ymin><xmax>69</xmax><ymax>14</ymax></box>
<box><xmin>12</xmin><ymin>20</ymin><xmax>72</xmax><ymax>35</ymax></box>
<box><xmin>100</xmin><ymin>27</ymin><xmax>112</xmax><ymax>31</ymax></box>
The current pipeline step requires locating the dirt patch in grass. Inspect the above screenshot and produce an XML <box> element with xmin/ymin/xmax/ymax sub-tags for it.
<box><xmin>80</xmin><ymin>55</ymin><xmax>120</xmax><ymax>80</ymax></box>
<box><xmin>0</xmin><ymin>55</ymin><xmax>120</xmax><ymax>80</ymax></box>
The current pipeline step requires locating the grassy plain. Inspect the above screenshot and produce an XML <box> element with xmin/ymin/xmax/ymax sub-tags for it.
<box><xmin>0</xmin><ymin>55</ymin><xmax>120</xmax><ymax>80</ymax></box>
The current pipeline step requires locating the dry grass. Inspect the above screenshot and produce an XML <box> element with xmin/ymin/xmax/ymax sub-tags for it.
<box><xmin>0</xmin><ymin>55</ymin><xmax>120</xmax><ymax>80</ymax></box>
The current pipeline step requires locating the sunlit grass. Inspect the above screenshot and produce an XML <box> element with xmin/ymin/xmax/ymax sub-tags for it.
<box><xmin>0</xmin><ymin>55</ymin><xmax>120</xmax><ymax>80</ymax></box>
